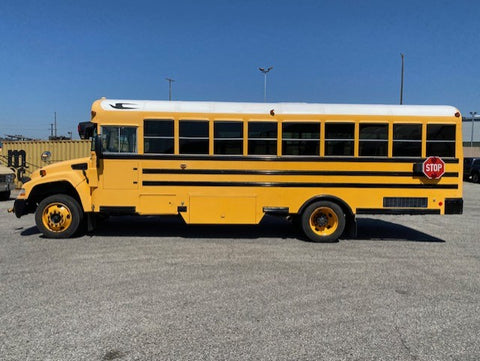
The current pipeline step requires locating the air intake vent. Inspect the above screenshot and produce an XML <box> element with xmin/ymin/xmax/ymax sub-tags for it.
<box><xmin>383</xmin><ymin>197</ymin><xmax>427</xmax><ymax>208</ymax></box>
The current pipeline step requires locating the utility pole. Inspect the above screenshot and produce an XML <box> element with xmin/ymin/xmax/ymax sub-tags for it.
<box><xmin>470</xmin><ymin>112</ymin><xmax>477</xmax><ymax>147</ymax></box>
<box><xmin>166</xmin><ymin>78</ymin><xmax>175</xmax><ymax>101</ymax></box>
<box><xmin>400</xmin><ymin>54</ymin><xmax>404</xmax><ymax>105</ymax></box>
<box><xmin>258</xmin><ymin>66</ymin><xmax>273</xmax><ymax>102</ymax></box>
<box><xmin>54</xmin><ymin>112</ymin><xmax>57</xmax><ymax>137</ymax></box>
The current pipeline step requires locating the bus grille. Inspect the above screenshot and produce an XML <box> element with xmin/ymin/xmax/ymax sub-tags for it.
<box><xmin>383</xmin><ymin>197</ymin><xmax>428</xmax><ymax>208</ymax></box>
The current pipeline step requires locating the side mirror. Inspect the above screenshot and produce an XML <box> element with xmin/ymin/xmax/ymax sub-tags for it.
<box><xmin>94</xmin><ymin>136</ymin><xmax>103</xmax><ymax>159</ymax></box>
<box><xmin>78</xmin><ymin>121</ymin><xmax>96</xmax><ymax>139</ymax></box>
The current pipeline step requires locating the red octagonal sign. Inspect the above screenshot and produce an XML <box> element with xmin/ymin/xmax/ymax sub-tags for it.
<box><xmin>423</xmin><ymin>156</ymin><xmax>445</xmax><ymax>179</ymax></box>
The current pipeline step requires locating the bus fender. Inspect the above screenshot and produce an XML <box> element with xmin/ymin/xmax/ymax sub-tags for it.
<box><xmin>74</xmin><ymin>180</ymin><xmax>93</xmax><ymax>212</ymax></box>
<box><xmin>27</xmin><ymin>174</ymin><xmax>91</xmax><ymax>215</ymax></box>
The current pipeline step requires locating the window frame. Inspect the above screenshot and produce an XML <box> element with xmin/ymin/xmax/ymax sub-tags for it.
<box><xmin>213</xmin><ymin>120</ymin><xmax>244</xmax><ymax>155</ymax></box>
<box><xmin>426</xmin><ymin>123</ymin><xmax>456</xmax><ymax>158</ymax></box>
<box><xmin>101</xmin><ymin>125</ymin><xmax>138</xmax><ymax>154</ymax></box>
<box><xmin>392</xmin><ymin>123</ymin><xmax>422</xmax><ymax>158</ymax></box>
<box><xmin>179</xmin><ymin>119</ymin><xmax>210</xmax><ymax>155</ymax></box>
<box><xmin>247</xmin><ymin>121</ymin><xmax>278</xmax><ymax>156</ymax></box>
<box><xmin>324</xmin><ymin>122</ymin><xmax>355</xmax><ymax>157</ymax></box>
<box><xmin>281</xmin><ymin>121</ymin><xmax>320</xmax><ymax>156</ymax></box>
<box><xmin>143</xmin><ymin>119</ymin><xmax>175</xmax><ymax>154</ymax></box>
<box><xmin>358</xmin><ymin>123</ymin><xmax>389</xmax><ymax>157</ymax></box>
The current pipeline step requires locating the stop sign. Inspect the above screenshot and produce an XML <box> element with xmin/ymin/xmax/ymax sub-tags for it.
<box><xmin>423</xmin><ymin>156</ymin><xmax>445</xmax><ymax>179</ymax></box>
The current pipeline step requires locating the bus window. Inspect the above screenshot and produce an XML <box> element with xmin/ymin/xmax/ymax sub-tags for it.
<box><xmin>282</xmin><ymin>122</ymin><xmax>320</xmax><ymax>156</ymax></box>
<box><xmin>214</xmin><ymin>121</ymin><xmax>243</xmax><ymax>155</ymax></box>
<box><xmin>179</xmin><ymin>120</ymin><xmax>209</xmax><ymax>154</ymax></box>
<box><xmin>427</xmin><ymin>124</ymin><xmax>456</xmax><ymax>157</ymax></box>
<box><xmin>144</xmin><ymin>119</ymin><xmax>174</xmax><ymax>154</ymax></box>
<box><xmin>325</xmin><ymin>123</ymin><xmax>354</xmax><ymax>156</ymax></box>
<box><xmin>248</xmin><ymin>122</ymin><xmax>277</xmax><ymax>155</ymax></box>
<box><xmin>393</xmin><ymin>124</ymin><xmax>422</xmax><ymax>157</ymax></box>
<box><xmin>359</xmin><ymin>123</ymin><xmax>388</xmax><ymax>156</ymax></box>
<box><xmin>101</xmin><ymin>126</ymin><xmax>137</xmax><ymax>153</ymax></box>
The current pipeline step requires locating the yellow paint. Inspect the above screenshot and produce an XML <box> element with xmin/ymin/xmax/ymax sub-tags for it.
<box><xmin>17</xmin><ymin>99</ymin><xmax>463</xmax><ymax>230</ymax></box>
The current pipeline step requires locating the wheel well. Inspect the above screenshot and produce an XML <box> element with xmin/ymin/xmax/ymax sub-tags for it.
<box><xmin>297</xmin><ymin>195</ymin><xmax>356</xmax><ymax>238</ymax></box>
<box><xmin>29</xmin><ymin>181</ymin><xmax>81</xmax><ymax>207</ymax></box>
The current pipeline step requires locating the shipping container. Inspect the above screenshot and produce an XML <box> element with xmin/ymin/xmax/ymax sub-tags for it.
<box><xmin>0</xmin><ymin>140</ymin><xmax>90</xmax><ymax>188</ymax></box>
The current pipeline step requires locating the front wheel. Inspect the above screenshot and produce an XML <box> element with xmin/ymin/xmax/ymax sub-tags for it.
<box><xmin>35</xmin><ymin>194</ymin><xmax>83</xmax><ymax>238</ymax></box>
<box><xmin>301</xmin><ymin>201</ymin><xmax>345</xmax><ymax>243</ymax></box>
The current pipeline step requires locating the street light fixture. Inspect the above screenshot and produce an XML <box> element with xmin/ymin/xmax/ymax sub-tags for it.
<box><xmin>258</xmin><ymin>66</ymin><xmax>273</xmax><ymax>102</ymax></box>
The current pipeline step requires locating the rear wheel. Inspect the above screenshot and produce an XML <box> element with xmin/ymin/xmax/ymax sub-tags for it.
<box><xmin>35</xmin><ymin>194</ymin><xmax>83</xmax><ymax>238</ymax></box>
<box><xmin>301</xmin><ymin>201</ymin><xmax>345</xmax><ymax>243</ymax></box>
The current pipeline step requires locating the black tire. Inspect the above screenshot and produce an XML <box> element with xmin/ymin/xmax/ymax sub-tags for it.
<box><xmin>0</xmin><ymin>190</ymin><xmax>10</xmax><ymax>201</ymax></box>
<box><xmin>301</xmin><ymin>200</ymin><xmax>345</xmax><ymax>243</ymax></box>
<box><xmin>472</xmin><ymin>172</ymin><xmax>480</xmax><ymax>183</ymax></box>
<box><xmin>35</xmin><ymin>194</ymin><xmax>84</xmax><ymax>238</ymax></box>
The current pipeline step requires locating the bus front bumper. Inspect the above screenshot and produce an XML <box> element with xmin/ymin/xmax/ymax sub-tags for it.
<box><xmin>10</xmin><ymin>199</ymin><xmax>31</xmax><ymax>218</ymax></box>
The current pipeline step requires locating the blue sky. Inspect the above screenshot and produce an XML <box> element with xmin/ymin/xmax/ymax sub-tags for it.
<box><xmin>1</xmin><ymin>0</ymin><xmax>480</xmax><ymax>139</ymax></box>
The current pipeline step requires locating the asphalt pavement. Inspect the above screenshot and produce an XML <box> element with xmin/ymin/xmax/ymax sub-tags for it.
<box><xmin>1</xmin><ymin>183</ymin><xmax>479</xmax><ymax>360</ymax></box>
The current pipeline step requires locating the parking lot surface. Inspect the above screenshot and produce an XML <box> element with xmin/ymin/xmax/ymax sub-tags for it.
<box><xmin>1</xmin><ymin>183</ymin><xmax>479</xmax><ymax>361</ymax></box>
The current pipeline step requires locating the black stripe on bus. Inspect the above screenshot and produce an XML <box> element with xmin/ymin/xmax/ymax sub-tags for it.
<box><xmin>142</xmin><ymin>168</ymin><xmax>459</xmax><ymax>178</ymax></box>
<box><xmin>356</xmin><ymin>208</ymin><xmax>441</xmax><ymax>215</ymax></box>
<box><xmin>142</xmin><ymin>181</ymin><xmax>458</xmax><ymax>189</ymax></box>
<box><xmin>103</xmin><ymin>154</ymin><xmax>460</xmax><ymax>164</ymax></box>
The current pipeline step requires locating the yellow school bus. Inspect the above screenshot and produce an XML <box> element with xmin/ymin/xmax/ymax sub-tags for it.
<box><xmin>11</xmin><ymin>98</ymin><xmax>463</xmax><ymax>242</ymax></box>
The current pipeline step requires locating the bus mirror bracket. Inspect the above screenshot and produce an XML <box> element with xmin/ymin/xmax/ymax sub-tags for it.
<box><xmin>94</xmin><ymin>136</ymin><xmax>103</xmax><ymax>159</ymax></box>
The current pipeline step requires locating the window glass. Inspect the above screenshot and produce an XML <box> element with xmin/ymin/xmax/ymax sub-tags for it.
<box><xmin>214</xmin><ymin>122</ymin><xmax>243</xmax><ymax>138</ymax></box>
<box><xmin>393</xmin><ymin>142</ymin><xmax>422</xmax><ymax>157</ymax></box>
<box><xmin>145</xmin><ymin>138</ymin><xmax>174</xmax><ymax>154</ymax></box>
<box><xmin>325</xmin><ymin>123</ymin><xmax>354</xmax><ymax>156</ymax></box>
<box><xmin>180</xmin><ymin>121</ymin><xmax>209</xmax><ymax>138</ymax></box>
<box><xmin>393</xmin><ymin>124</ymin><xmax>422</xmax><ymax>157</ymax></box>
<box><xmin>359</xmin><ymin>124</ymin><xmax>388</xmax><ymax>139</ymax></box>
<box><xmin>248</xmin><ymin>122</ymin><xmax>277</xmax><ymax>138</ymax></box>
<box><xmin>427</xmin><ymin>124</ymin><xmax>455</xmax><ymax>140</ymax></box>
<box><xmin>214</xmin><ymin>121</ymin><xmax>243</xmax><ymax>155</ymax></box>
<box><xmin>282</xmin><ymin>122</ymin><xmax>320</xmax><ymax>156</ymax></box>
<box><xmin>359</xmin><ymin>123</ymin><xmax>388</xmax><ymax>156</ymax></box>
<box><xmin>248</xmin><ymin>122</ymin><xmax>277</xmax><ymax>155</ymax></box>
<box><xmin>394</xmin><ymin>124</ymin><xmax>421</xmax><ymax>140</ymax></box>
<box><xmin>179</xmin><ymin>120</ymin><xmax>209</xmax><ymax>154</ymax></box>
<box><xmin>144</xmin><ymin>119</ymin><xmax>174</xmax><ymax>154</ymax></box>
<box><xmin>325</xmin><ymin>123</ymin><xmax>354</xmax><ymax>139</ymax></box>
<box><xmin>427</xmin><ymin>124</ymin><xmax>455</xmax><ymax>157</ymax></box>
<box><xmin>145</xmin><ymin>119</ymin><xmax>173</xmax><ymax>136</ymax></box>
<box><xmin>101</xmin><ymin>126</ymin><xmax>137</xmax><ymax>153</ymax></box>
<box><xmin>282</xmin><ymin>123</ymin><xmax>319</xmax><ymax>139</ymax></box>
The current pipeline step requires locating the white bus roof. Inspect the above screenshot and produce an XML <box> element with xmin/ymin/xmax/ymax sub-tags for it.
<box><xmin>98</xmin><ymin>99</ymin><xmax>459</xmax><ymax>117</ymax></box>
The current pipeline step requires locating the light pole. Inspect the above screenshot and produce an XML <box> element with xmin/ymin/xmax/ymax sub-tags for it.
<box><xmin>166</xmin><ymin>78</ymin><xmax>175</xmax><ymax>101</ymax></box>
<box><xmin>400</xmin><ymin>53</ymin><xmax>404</xmax><ymax>105</ymax></box>
<box><xmin>470</xmin><ymin>111</ymin><xmax>477</xmax><ymax>148</ymax></box>
<box><xmin>258</xmin><ymin>66</ymin><xmax>273</xmax><ymax>102</ymax></box>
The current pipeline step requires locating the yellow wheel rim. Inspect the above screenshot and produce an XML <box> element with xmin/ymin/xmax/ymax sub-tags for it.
<box><xmin>42</xmin><ymin>202</ymin><xmax>73</xmax><ymax>233</ymax></box>
<box><xmin>309</xmin><ymin>207</ymin><xmax>338</xmax><ymax>236</ymax></box>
